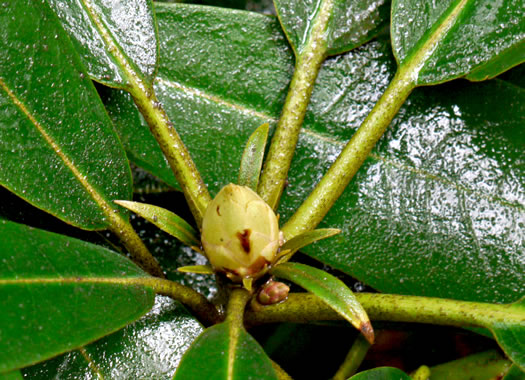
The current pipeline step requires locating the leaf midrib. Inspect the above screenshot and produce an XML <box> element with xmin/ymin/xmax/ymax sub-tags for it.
<box><xmin>0</xmin><ymin>277</ymin><xmax>149</xmax><ymax>285</ymax></box>
<box><xmin>79</xmin><ymin>0</ymin><xmax>148</xmax><ymax>88</ymax></box>
<box><xmin>0</xmin><ymin>77</ymin><xmax>122</xmax><ymax>229</ymax></box>
<box><xmin>155</xmin><ymin>77</ymin><xmax>524</xmax><ymax>213</ymax></box>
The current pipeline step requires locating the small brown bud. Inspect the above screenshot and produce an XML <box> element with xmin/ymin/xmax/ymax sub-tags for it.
<box><xmin>257</xmin><ymin>281</ymin><xmax>290</xmax><ymax>305</ymax></box>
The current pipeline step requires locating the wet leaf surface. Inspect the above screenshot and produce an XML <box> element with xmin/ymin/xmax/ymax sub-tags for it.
<box><xmin>274</xmin><ymin>0</ymin><xmax>390</xmax><ymax>55</ymax></box>
<box><xmin>0</xmin><ymin>220</ymin><xmax>155</xmax><ymax>373</ymax></box>
<box><xmin>0</xmin><ymin>0</ymin><xmax>132</xmax><ymax>230</ymax></box>
<box><xmin>173</xmin><ymin>321</ymin><xmax>278</xmax><ymax>380</ymax></box>
<box><xmin>391</xmin><ymin>0</ymin><xmax>525</xmax><ymax>85</ymax></box>
<box><xmin>22</xmin><ymin>296</ymin><xmax>203</xmax><ymax>380</ymax></box>
<box><xmin>47</xmin><ymin>0</ymin><xmax>158</xmax><ymax>87</ymax></box>
<box><xmin>106</xmin><ymin>4</ymin><xmax>524</xmax><ymax>304</ymax></box>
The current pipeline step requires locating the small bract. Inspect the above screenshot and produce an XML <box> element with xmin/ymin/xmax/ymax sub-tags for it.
<box><xmin>201</xmin><ymin>184</ymin><xmax>282</xmax><ymax>281</ymax></box>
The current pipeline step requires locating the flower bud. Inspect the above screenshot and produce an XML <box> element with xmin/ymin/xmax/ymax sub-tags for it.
<box><xmin>201</xmin><ymin>184</ymin><xmax>282</xmax><ymax>281</ymax></box>
<box><xmin>257</xmin><ymin>281</ymin><xmax>290</xmax><ymax>305</ymax></box>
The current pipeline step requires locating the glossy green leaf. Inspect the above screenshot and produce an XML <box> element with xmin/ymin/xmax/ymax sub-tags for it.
<box><xmin>102</xmin><ymin>87</ymin><xmax>179</xmax><ymax>189</ymax></box>
<box><xmin>279</xmin><ymin>228</ymin><xmax>341</xmax><ymax>256</ymax></box>
<box><xmin>429</xmin><ymin>350</ymin><xmax>512</xmax><ymax>380</ymax></box>
<box><xmin>271</xmin><ymin>262</ymin><xmax>374</xmax><ymax>344</ymax></box>
<box><xmin>391</xmin><ymin>0</ymin><xmax>525</xmax><ymax>85</ymax></box>
<box><xmin>0</xmin><ymin>220</ymin><xmax>155</xmax><ymax>373</ymax></box>
<box><xmin>0</xmin><ymin>0</ymin><xmax>132</xmax><ymax>230</ymax></box>
<box><xmin>274</xmin><ymin>0</ymin><xmax>390</xmax><ymax>56</ymax></box>
<box><xmin>23</xmin><ymin>297</ymin><xmax>203</xmax><ymax>380</ymax></box>
<box><xmin>466</xmin><ymin>41</ymin><xmax>525</xmax><ymax>81</ymax></box>
<box><xmin>0</xmin><ymin>371</ymin><xmax>22</xmax><ymax>380</ymax></box>
<box><xmin>173</xmin><ymin>322</ymin><xmax>278</xmax><ymax>380</ymax></box>
<box><xmin>47</xmin><ymin>0</ymin><xmax>158</xmax><ymax>88</ymax></box>
<box><xmin>114</xmin><ymin>200</ymin><xmax>200</xmax><ymax>247</ymax></box>
<box><xmin>489</xmin><ymin>298</ymin><xmax>525</xmax><ymax>370</ymax></box>
<box><xmin>106</xmin><ymin>5</ymin><xmax>524</xmax><ymax>304</ymax></box>
<box><xmin>238</xmin><ymin>123</ymin><xmax>269</xmax><ymax>191</ymax></box>
<box><xmin>503</xmin><ymin>365</ymin><xmax>525</xmax><ymax>380</ymax></box>
<box><xmin>349</xmin><ymin>367</ymin><xmax>411</xmax><ymax>380</ymax></box>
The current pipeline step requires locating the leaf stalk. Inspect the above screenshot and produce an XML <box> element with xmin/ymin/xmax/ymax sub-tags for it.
<box><xmin>246</xmin><ymin>293</ymin><xmax>521</xmax><ymax>329</ymax></box>
<box><xmin>333</xmin><ymin>334</ymin><xmax>372</xmax><ymax>380</ymax></box>
<box><xmin>282</xmin><ymin>70</ymin><xmax>415</xmax><ymax>239</ymax></box>
<box><xmin>258</xmin><ymin>0</ymin><xmax>334</xmax><ymax>209</ymax></box>
<box><xmin>129</xmin><ymin>85</ymin><xmax>211</xmax><ymax>227</ymax></box>
<box><xmin>143</xmin><ymin>277</ymin><xmax>221</xmax><ymax>326</ymax></box>
<box><xmin>108</xmin><ymin>217</ymin><xmax>165</xmax><ymax>278</ymax></box>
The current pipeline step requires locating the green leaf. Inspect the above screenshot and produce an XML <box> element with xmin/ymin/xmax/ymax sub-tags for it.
<box><xmin>0</xmin><ymin>220</ymin><xmax>155</xmax><ymax>373</ymax></box>
<box><xmin>47</xmin><ymin>0</ymin><xmax>158</xmax><ymax>88</ymax></box>
<box><xmin>503</xmin><ymin>365</ymin><xmax>525</xmax><ymax>380</ymax></box>
<box><xmin>466</xmin><ymin>41</ymin><xmax>525</xmax><ymax>81</ymax></box>
<box><xmin>270</xmin><ymin>262</ymin><xmax>374</xmax><ymax>344</ymax></box>
<box><xmin>349</xmin><ymin>367</ymin><xmax>411</xmax><ymax>380</ymax></box>
<box><xmin>102</xmin><ymin>87</ymin><xmax>179</xmax><ymax>189</ymax></box>
<box><xmin>23</xmin><ymin>297</ymin><xmax>203</xmax><ymax>380</ymax></box>
<box><xmin>489</xmin><ymin>298</ymin><xmax>525</xmax><ymax>371</ymax></box>
<box><xmin>0</xmin><ymin>371</ymin><xmax>22</xmax><ymax>380</ymax></box>
<box><xmin>391</xmin><ymin>0</ymin><xmax>525</xmax><ymax>85</ymax></box>
<box><xmin>0</xmin><ymin>0</ymin><xmax>132</xmax><ymax>230</ymax></box>
<box><xmin>114</xmin><ymin>200</ymin><xmax>200</xmax><ymax>247</ymax></box>
<box><xmin>274</xmin><ymin>0</ymin><xmax>390</xmax><ymax>56</ymax></box>
<box><xmin>173</xmin><ymin>322</ymin><xmax>278</xmax><ymax>380</ymax></box>
<box><xmin>238</xmin><ymin>123</ymin><xmax>269</xmax><ymax>191</ymax></box>
<box><xmin>279</xmin><ymin>228</ymin><xmax>341</xmax><ymax>257</ymax></box>
<box><xmin>106</xmin><ymin>5</ymin><xmax>524</xmax><ymax>304</ymax></box>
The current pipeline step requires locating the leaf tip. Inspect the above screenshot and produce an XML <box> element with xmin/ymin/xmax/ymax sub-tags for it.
<box><xmin>360</xmin><ymin>321</ymin><xmax>375</xmax><ymax>345</ymax></box>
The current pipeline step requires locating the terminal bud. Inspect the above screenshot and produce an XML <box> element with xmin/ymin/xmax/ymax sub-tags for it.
<box><xmin>201</xmin><ymin>184</ymin><xmax>282</xmax><ymax>282</ymax></box>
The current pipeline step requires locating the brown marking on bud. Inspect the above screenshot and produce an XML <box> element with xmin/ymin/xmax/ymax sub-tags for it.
<box><xmin>216</xmin><ymin>205</ymin><xmax>221</xmax><ymax>216</ymax></box>
<box><xmin>244</xmin><ymin>256</ymin><xmax>269</xmax><ymax>275</ymax></box>
<box><xmin>236</xmin><ymin>229</ymin><xmax>251</xmax><ymax>254</ymax></box>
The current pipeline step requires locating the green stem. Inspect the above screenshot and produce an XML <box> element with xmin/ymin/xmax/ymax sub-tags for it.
<box><xmin>258</xmin><ymin>0</ymin><xmax>334</xmax><ymax>210</ymax></box>
<box><xmin>281</xmin><ymin>0</ymin><xmax>472</xmax><ymax>239</ymax></box>
<box><xmin>428</xmin><ymin>350</ymin><xmax>511</xmax><ymax>380</ymax></box>
<box><xmin>245</xmin><ymin>293</ymin><xmax>521</xmax><ymax>329</ymax></box>
<box><xmin>282</xmin><ymin>70</ymin><xmax>415</xmax><ymax>239</ymax></box>
<box><xmin>332</xmin><ymin>334</ymin><xmax>372</xmax><ymax>380</ymax></box>
<box><xmin>226</xmin><ymin>288</ymin><xmax>252</xmax><ymax>325</ymax></box>
<box><xmin>77</xmin><ymin>0</ymin><xmax>210</xmax><ymax>226</ymax></box>
<box><xmin>142</xmin><ymin>278</ymin><xmax>222</xmax><ymax>326</ymax></box>
<box><xmin>225</xmin><ymin>288</ymin><xmax>252</xmax><ymax>377</ymax></box>
<box><xmin>109</xmin><ymin>218</ymin><xmax>165</xmax><ymax>278</ymax></box>
<box><xmin>129</xmin><ymin>85</ymin><xmax>211</xmax><ymax>227</ymax></box>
